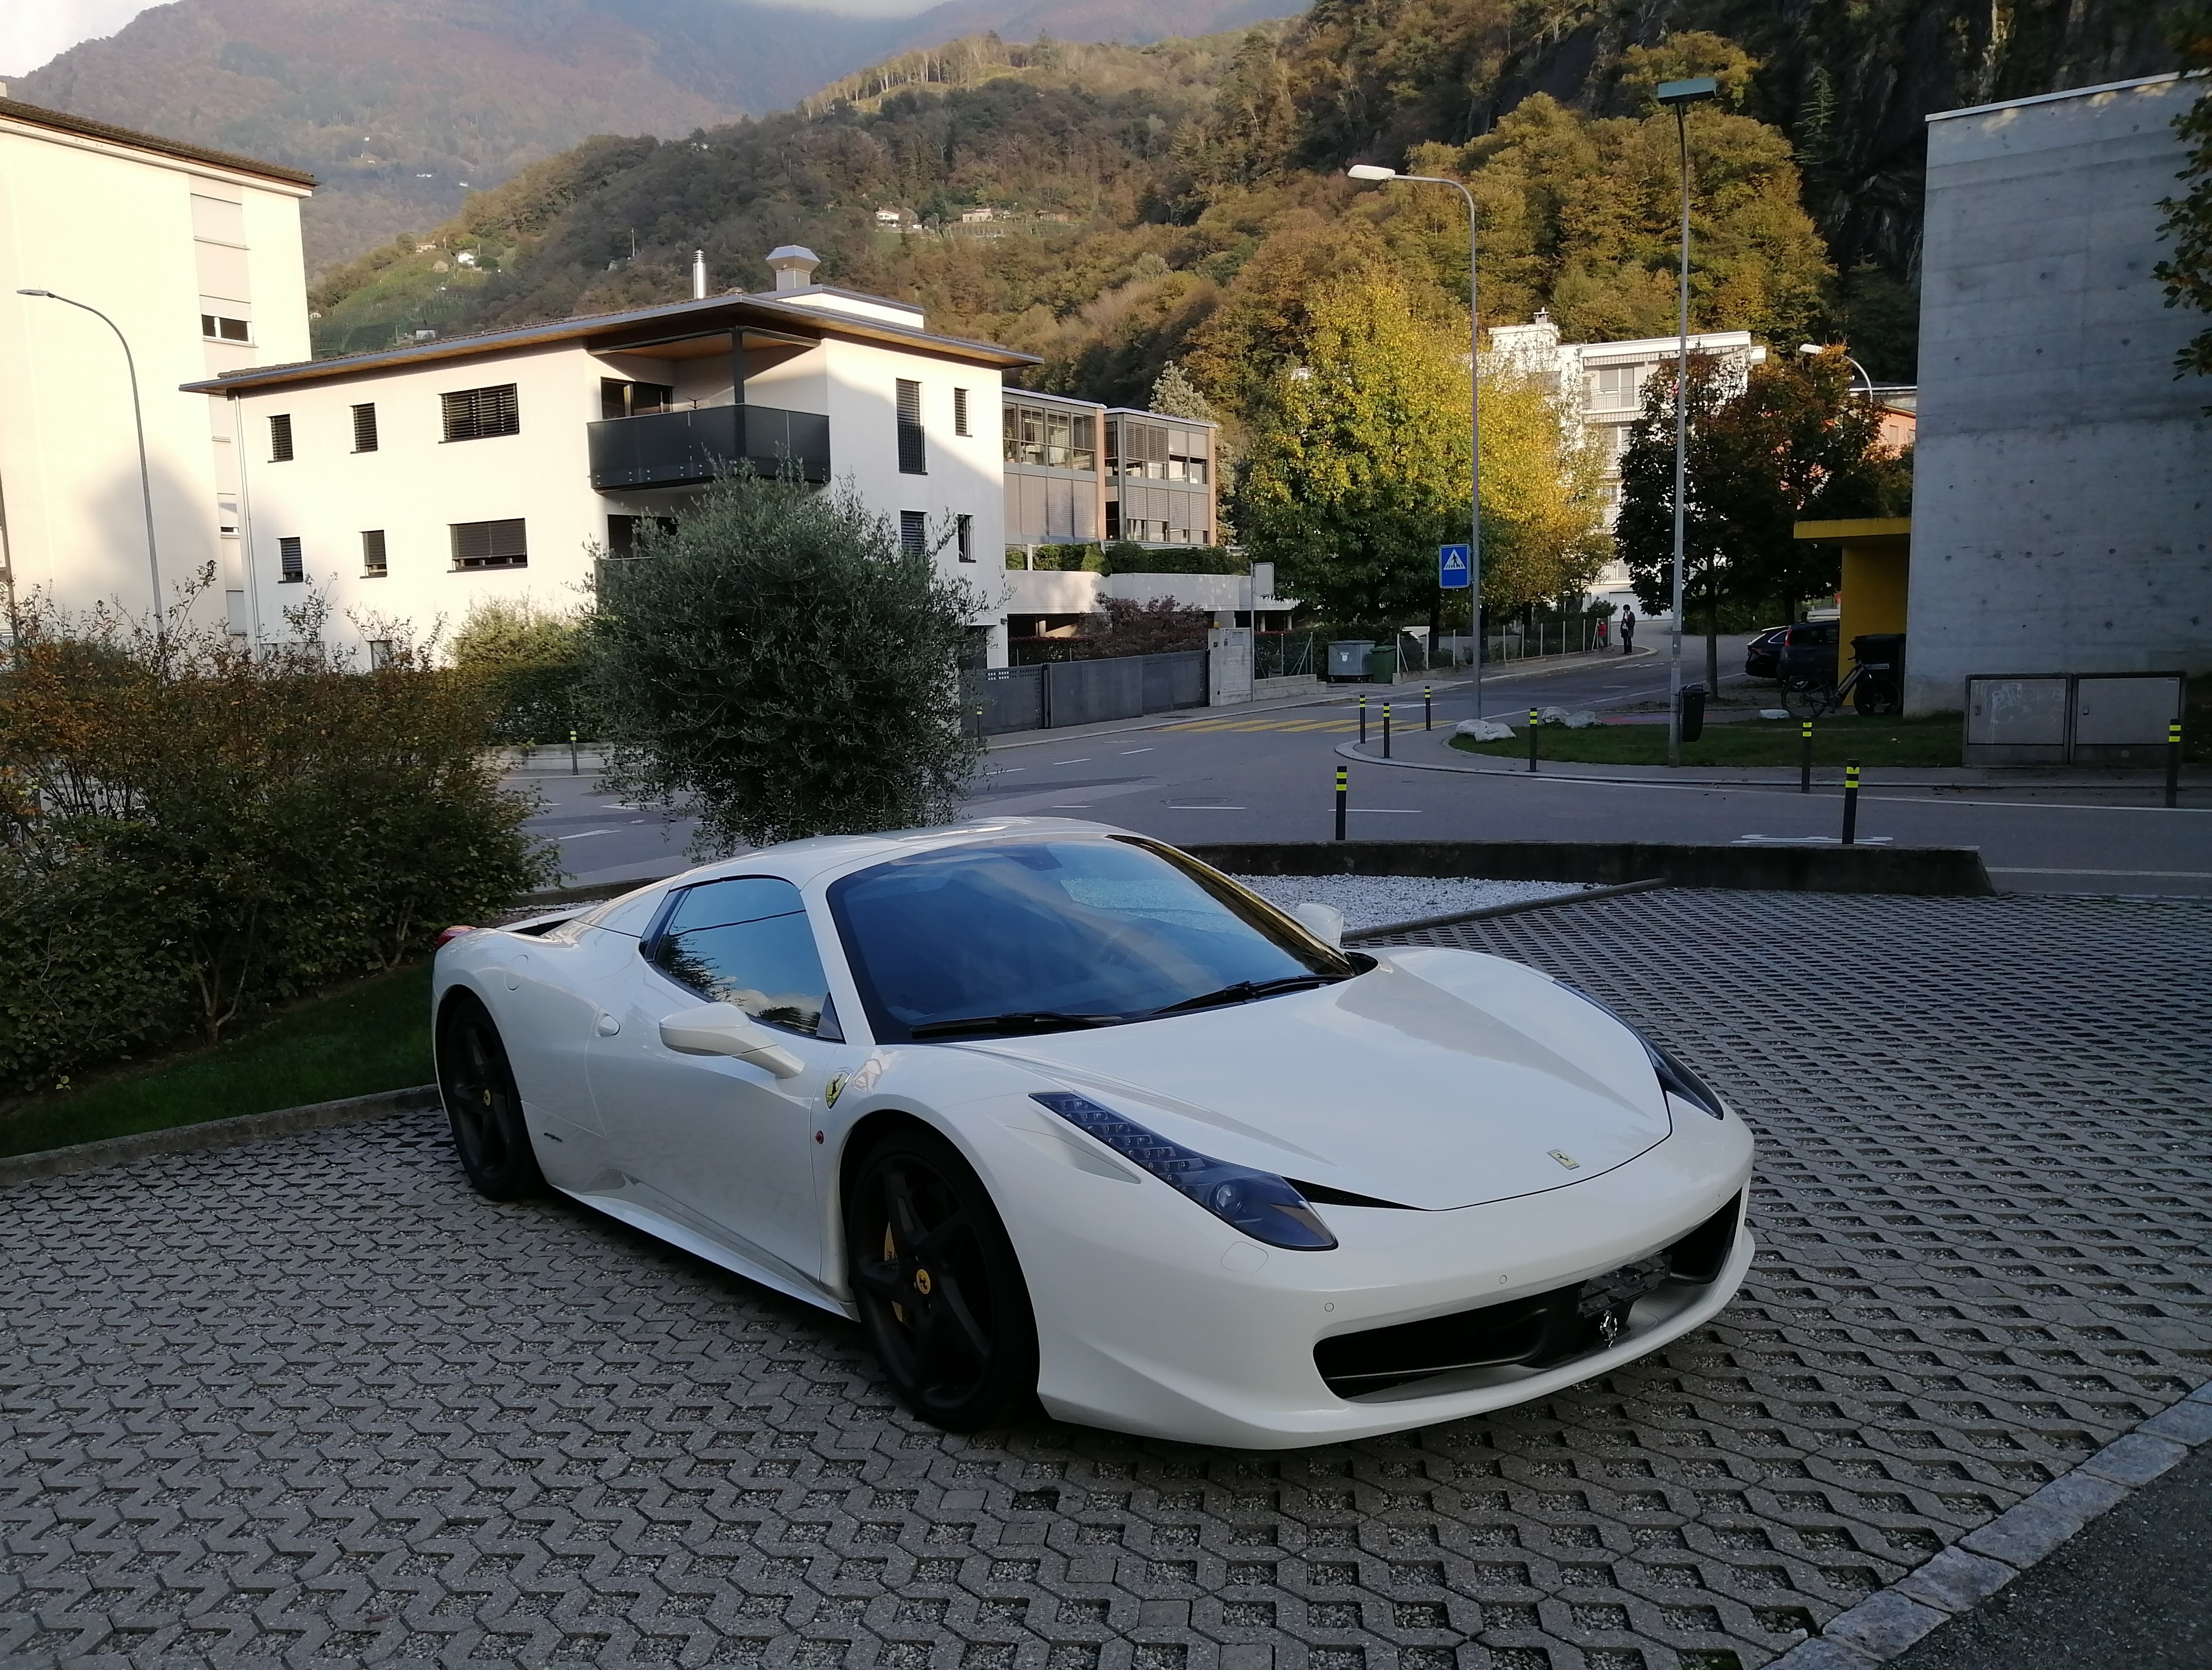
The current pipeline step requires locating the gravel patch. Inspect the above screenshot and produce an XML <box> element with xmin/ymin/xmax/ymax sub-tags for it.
<box><xmin>1231</xmin><ymin>871</ymin><xmax>1592</xmax><ymax>929</ymax></box>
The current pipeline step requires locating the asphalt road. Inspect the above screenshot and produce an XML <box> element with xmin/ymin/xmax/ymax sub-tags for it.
<box><xmin>521</xmin><ymin>643</ymin><xmax>2212</xmax><ymax>897</ymax></box>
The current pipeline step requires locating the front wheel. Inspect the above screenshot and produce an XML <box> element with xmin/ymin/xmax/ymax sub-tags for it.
<box><xmin>436</xmin><ymin>991</ymin><xmax>545</xmax><ymax>1200</ymax></box>
<box><xmin>1781</xmin><ymin>680</ymin><xmax>1834</xmax><ymax>720</ymax></box>
<box><xmin>846</xmin><ymin>1126</ymin><xmax>1038</xmax><ymax>1432</ymax></box>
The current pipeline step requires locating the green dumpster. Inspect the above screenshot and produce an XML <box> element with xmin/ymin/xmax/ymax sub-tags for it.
<box><xmin>1366</xmin><ymin>645</ymin><xmax>1398</xmax><ymax>683</ymax></box>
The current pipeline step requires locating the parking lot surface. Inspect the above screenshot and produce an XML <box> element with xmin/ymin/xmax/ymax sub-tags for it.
<box><xmin>4</xmin><ymin>890</ymin><xmax>2208</xmax><ymax>1669</ymax></box>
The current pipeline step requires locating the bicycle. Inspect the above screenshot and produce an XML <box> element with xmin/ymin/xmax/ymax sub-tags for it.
<box><xmin>1781</xmin><ymin>655</ymin><xmax>1902</xmax><ymax>719</ymax></box>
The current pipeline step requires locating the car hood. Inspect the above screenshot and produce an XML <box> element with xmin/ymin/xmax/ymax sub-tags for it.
<box><xmin>952</xmin><ymin>947</ymin><xmax>1673</xmax><ymax>1211</ymax></box>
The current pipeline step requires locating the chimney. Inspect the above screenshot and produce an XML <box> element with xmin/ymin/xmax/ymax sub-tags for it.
<box><xmin>691</xmin><ymin>250</ymin><xmax>707</xmax><ymax>300</ymax></box>
<box><xmin>766</xmin><ymin>245</ymin><xmax>820</xmax><ymax>292</ymax></box>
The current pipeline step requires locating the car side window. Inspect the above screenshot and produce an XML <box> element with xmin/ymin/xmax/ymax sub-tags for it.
<box><xmin>650</xmin><ymin>877</ymin><xmax>841</xmax><ymax>1039</ymax></box>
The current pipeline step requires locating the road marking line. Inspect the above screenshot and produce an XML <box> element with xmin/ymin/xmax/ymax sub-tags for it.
<box><xmin>1052</xmin><ymin>758</ymin><xmax>1091</xmax><ymax>764</ymax></box>
<box><xmin>1351</xmin><ymin>808</ymin><xmax>1423</xmax><ymax>814</ymax></box>
<box><xmin>1166</xmin><ymin>805</ymin><xmax>1247</xmax><ymax>810</ymax></box>
<box><xmin>559</xmin><ymin>830</ymin><xmax>619</xmax><ymax>840</ymax></box>
<box><xmin>1120</xmin><ymin>747</ymin><xmax>1154</xmax><ymax>754</ymax></box>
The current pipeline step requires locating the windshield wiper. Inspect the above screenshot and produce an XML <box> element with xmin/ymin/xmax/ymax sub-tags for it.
<box><xmin>1143</xmin><ymin>975</ymin><xmax>1336</xmax><ymax>1019</ymax></box>
<box><xmin>907</xmin><ymin>1011</ymin><xmax>1123</xmax><ymax>1040</ymax></box>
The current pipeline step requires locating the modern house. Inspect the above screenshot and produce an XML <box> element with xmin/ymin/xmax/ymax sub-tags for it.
<box><xmin>184</xmin><ymin>250</ymin><xmax>1033</xmax><ymax>664</ymax></box>
<box><xmin>0</xmin><ymin>95</ymin><xmax>315</xmax><ymax>634</ymax></box>
<box><xmin>1002</xmin><ymin>388</ymin><xmax>1107</xmax><ymax>552</ymax></box>
<box><xmin>1905</xmin><ymin>72</ymin><xmax>2211</xmax><ymax>715</ymax></box>
<box><xmin>1105</xmin><ymin>408</ymin><xmax>1218</xmax><ymax>547</ymax></box>
<box><xmin>1487</xmin><ymin>314</ymin><xmax>1767</xmax><ymax>622</ymax></box>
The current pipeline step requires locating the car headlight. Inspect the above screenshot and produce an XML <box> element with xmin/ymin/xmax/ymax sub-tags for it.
<box><xmin>1031</xmin><ymin>1091</ymin><xmax>1337</xmax><ymax>1250</ymax></box>
<box><xmin>1556</xmin><ymin>982</ymin><xmax>1727</xmax><ymax>1121</ymax></box>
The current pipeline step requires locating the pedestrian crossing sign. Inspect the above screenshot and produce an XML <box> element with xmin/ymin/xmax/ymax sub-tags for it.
<box><xmin>1439</xmin><ymin>543</ymin><xmax>1470</xmax><ymax>588</ymax></box>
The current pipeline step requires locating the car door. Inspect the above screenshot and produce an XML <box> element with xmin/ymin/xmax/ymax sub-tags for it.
<box><xmin>585</xmin><ymin>875</ymin><xmax>852</xmax><ymax>1287</ymax></box>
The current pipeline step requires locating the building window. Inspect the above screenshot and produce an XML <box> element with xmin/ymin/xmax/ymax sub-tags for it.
<box><xmin>606</xmin><ymin>514</ymin><xmax>678</xmax><ymax>558</ymax></box>
<box><xmin>896</xmin><ymin>378</ymin><xmax>926</xmax><ymax>474</ymax></box>
<box><xmin>954</xmin><ymin>387</ymin><xmax>970</xmax><ymax>436</ymax></box>
<box><xmin>441</xmin><ymin>384</ymin><xmax>520</xmax><ymax>442</ymax></box>
<box><xmin>451</xmin><ymin>518</ymin><xmax>528</xmax><ymax>569</ymax></box>
<box><xmin>268</xmin><ymin>413</ymin><xmax>294</xmax><ymax>462</ymax></box>
<box><xmin>351</xmin><ymin>403</ymin><xmax>379</xmax><ymax>453</ymax></box>
<box><xmin>201</xmin><ymin>314</ymin><xmax>251</xmax><ymax>343</ymax></box>
<box><xmin>899</xmin><ymin>511</ymin><xmax>926</xmax><ymax>554</ymax></box>
<box><xmin>1588</xmin><ymin>364</ymin><xmax>1641</xmax><ymax>412</ymax></box>
<box><xmin>600</xmin><ymin>378</ymin><xmax>672</xmax><ymax>420</ymax></box>
<box><xmin>362</xmin><ymin>529</ymin><xmax>388</xmax><ymax>576</ymax></box>
<box><xmin>1004</xmin><ymin>402</ymin><xmax>1096</xmax><ymax>472</ymax></box>
<box><xmin>956</xmin><ymin>514</ymin><xmax>974</xmax><ymax>562</ymax></box>
<box><xmin>367</xmin><ymin>639</ymin><xmax>395</xmax><ymax>670</ymax></box>
<box><xmin>278</xmin><ymin>535</ymin><xmax>303</xmax><ymax>583</ymax></box>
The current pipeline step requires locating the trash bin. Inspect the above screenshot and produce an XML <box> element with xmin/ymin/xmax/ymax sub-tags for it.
<box><xmin>1850</xmin><ymin>634</ymin><xmax>1906</xmax><ymax>715</ymax></box>
<box><xmin>1367</xmin><ymin>645</ymin><xmax>1399</xmax><ymax>683</ymax></box>
<box><xmin>1679</xmin><ymin>681</ymin><xmax>1707</xmax><ymax>743</ymax></box>
<box><xmin>1328</xmin><ymin>639</ymin><xmax>1375</xmax><ymax>681</ymax></box>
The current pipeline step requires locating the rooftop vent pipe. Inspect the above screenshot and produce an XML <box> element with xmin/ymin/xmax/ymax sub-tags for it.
<box><xmin>692</xmin><ymin>250</ymin><xmax>706</xmax><ymax>300</ymax></box>
<box><xmin>766</xmin><ymin>245</ymin><xmax>820</xmax><ymax>292</ymax></box>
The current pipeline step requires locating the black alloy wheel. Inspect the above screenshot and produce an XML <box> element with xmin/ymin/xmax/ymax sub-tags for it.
<box><xmin>436</xmin><ymin>992</ymin><xmax>546</xmax><ymax>1200</ymax></box>
<box><xmin>847</xmin><ymin>1127</ymin><xmax>1037</xmax><ymax>1432</ymax></box>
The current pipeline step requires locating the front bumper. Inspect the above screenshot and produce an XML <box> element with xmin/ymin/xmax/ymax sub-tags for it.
<box><xmin>979</xmin><ymin>1091</ymin><xmax>1755</xmax><ymax>1448</ymax></box>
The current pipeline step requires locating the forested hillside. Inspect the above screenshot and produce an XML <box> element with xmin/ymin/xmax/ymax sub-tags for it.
<box><xmin>10</xmin><ymin>0</ymin><xmax>1297</xmax><ymax>270</ymax></box>
<box><xmin>307</xmin><ymin>0</ymin><xmax>2192</xmax><ymax>405</ymax></box>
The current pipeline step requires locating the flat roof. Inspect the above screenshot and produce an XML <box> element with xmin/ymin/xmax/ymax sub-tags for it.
<box><xmin>0</xmin><ymin>96</ymin><xmax>317</xmax><ymax>187</ymax></box>
<box><xmin>182</xmin><ymin>288</ymin><xmax>1040</xmax><ymax>394</ymax></box>
<box><xmin>1003</xmin><ymin>387</ymin><xmax>1105</xmax><ymax>410</ymax></box>
<box><xmin>1105</xmin><ymin>406</ymin><xmax>1220</xmax><ymax>429</ymax></box>
<box><xmin>1794</xmin><ymin>517</ymin><xmax>1911</xmax><ymax>543</ymax></box>
<box><xmin>1926</xmin><ymin>71</ymin><xmax>2193</xmax><ymax>124</ymax></box>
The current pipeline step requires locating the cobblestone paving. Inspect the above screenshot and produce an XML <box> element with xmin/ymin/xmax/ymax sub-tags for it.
<box><xmin>4</xmin><ymin>892</ymin><xmax>2208</xmax><ymax>1670</ymax></box>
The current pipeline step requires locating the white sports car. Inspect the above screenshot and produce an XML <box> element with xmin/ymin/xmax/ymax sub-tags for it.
<box><xmin>433</xmin><ymin>818</ymin><xmax>1753</xmax><ymax>1448</ymax></box>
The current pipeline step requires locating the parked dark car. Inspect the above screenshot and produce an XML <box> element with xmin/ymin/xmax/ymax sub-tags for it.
<box><xmin>1744</xmin><ymin>626</ymin><xmax>1788</xmax><ymax>678</ymax></box>
<box><xmin>1776</xmin><ymin>620</ymin><xmax>1840</xmax><ymax>689</ymax></box>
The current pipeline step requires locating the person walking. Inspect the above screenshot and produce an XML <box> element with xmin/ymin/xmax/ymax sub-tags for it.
<box><xmin>1620</xmin><ymin>608</ymin><xmax>1636</xmax><ymax>654</ymax></box>
<box><xmin>1596</xmin><ymin>615</ymin><xmax>1609</xmax><ymax>651</ymax></box>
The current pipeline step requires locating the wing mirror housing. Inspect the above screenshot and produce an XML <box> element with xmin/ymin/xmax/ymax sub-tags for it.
<box><xmin>659</xmin><ymin>1003</ymin><xmax>806</xmax><ymax>1079</ymax></box>
<box><xmin>1291</xmin><ymin>901</ymin><xmax>1345</xmax><ymax>948</ymax></box>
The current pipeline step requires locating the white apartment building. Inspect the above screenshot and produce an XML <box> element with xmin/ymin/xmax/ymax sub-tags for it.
<box><xmin>0</xmin><ymin>95</ymin><xmax>315</xmax><ymax>633</ymax></box>
<box><xmin>1488</xmin><ymin>312</ymin><xmax>1766</xmax><ymax>621</ymax></box>
<box><xmin>185</xmin><ymin>251</ymin><xmax>1032</xmax><ymax>663</ymax></box>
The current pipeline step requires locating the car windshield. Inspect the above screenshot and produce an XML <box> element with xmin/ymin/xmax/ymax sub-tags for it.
<box><xmin>827</xmin><ymin>836</ymin><xmax>1356</xmax><ymax>1041</ymax></box>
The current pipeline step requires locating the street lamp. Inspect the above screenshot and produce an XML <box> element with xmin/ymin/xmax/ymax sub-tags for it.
<box><xmin>1654</xmin><ymin>76</ymin><xmax>1716</xmax><ymax>768</ymax></box>
<box><xmin>1346</xmin><ymin>162</ymin><xmax>1485</xmax><ymax>720</ymax></box>
<box><xmin>1799</xmin><ymin>342</ymin><xmax>1875</xmax><ymax>399</ymax></box>
<box><xmin>17</xmin><ymin>288</ymin><xmax>164</xmax><ymax>647</ymax></box>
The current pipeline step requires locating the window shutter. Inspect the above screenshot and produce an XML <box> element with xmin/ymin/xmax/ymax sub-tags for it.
<box><xmin>351</xmin><ymin>404</ymin><xmax>379</xmax><ymax>453</ymax></box>
<box><xmin>268</xmin><ymin>413</ymin><xmax>294</xmax><ymax>462</ymax></box>
<box><xmin>450</xmin><ymin>519</ymin><xmax>528</xmax><ymax>568</ymax></box>
<box><xmin>361</xmin><ymin>529</ymin><xmax>388</xmax><ymax>575</ymax></box>
<box><xmin>956</xmin><ymin>514</ymin><xmax>974</xmax><ymax>562</ymax></box>
<box><xmin>896</xmin><ymin>378</ymin><xmax>926</xmax><ymax>475</ymax></box>
<box><xmin>954</xmin><ymin>387</ymin><xmax>970</xmax><ymax>437</ymax></box>
<box><xmin>899</xmin><ymin>511</ymin><xmax>926</xmax><ymax>554</ymax></box>
<box><xmin>278</xmin><ymin>536</ymin><xmax>303</xmax><ymax>582</ymax></box>
<box><xmin>441</xmin><ymin>384</ymin><xmax>520</xmax><ymax>442</ymax></box>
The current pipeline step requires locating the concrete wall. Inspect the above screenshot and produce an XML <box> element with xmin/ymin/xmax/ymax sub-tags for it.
<box><xmin>0</xmin><ymin>110</ymin><xmax>310</xmax><ymax>633</ymax></box>
<box><xmin>1908</xmin><ymin>75</ymin><xmax>2212</xmax><ymax>714</ymax></box>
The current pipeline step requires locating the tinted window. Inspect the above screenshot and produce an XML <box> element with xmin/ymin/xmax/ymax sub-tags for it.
<box><xmin>651</xmin><ymin>877</ymin><xmax>837</xmax><ymax>1038</ymax></box>
<box><xmin>828</xmin><ymin>837</ymin><xmax>1352</xmax><ymax>1041</ymax></box>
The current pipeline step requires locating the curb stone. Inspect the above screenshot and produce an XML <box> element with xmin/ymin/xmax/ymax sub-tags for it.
<box><xmin>1767</xmin><ymin>1379</ymin><xmax>2212</xmax><ymax>1667</ymax></box>
<box><xmin>0</xmin><ymin>1084</ymin><xmax>440</xmax><ymax>1186</ymax></box>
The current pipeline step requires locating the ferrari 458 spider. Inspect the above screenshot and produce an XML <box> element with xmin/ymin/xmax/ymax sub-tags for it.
<box><xmin>433</xmin><ymin>819</ymin><xmax>1753</xmax><ymax>1446</ymax></box>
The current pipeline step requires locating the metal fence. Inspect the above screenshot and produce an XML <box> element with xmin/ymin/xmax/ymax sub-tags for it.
<box><xmin>965</xmin><ymin>650</ymin><xmax>1207</xmax><ymax>736</ymax></box>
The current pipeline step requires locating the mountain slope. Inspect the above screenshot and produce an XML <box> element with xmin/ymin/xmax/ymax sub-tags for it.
<box><xmin>12</xmin><ymin>0</ymin><xmax>1304</xmax><ymax>271</ymax></box>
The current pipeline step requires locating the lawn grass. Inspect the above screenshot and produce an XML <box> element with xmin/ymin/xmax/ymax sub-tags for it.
<box><xmin>0</xmin><ymin>963</ymin><xmax>435</xmax><ymax>1159</ymax></box>
<box><xmin>1451</xmin><ymin>712</ymin><xmax>1964</xmax><ymax>769</ymax></box>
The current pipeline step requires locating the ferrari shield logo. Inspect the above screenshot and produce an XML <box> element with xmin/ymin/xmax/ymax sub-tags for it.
<box><xmin>825</xmin><ymin>1072</ymin><xmax>848</xmax><ymax>1108</ymax></box>
<box><xmin>1549</xmin><ymin>1149</ymin><xmax>1580</xmax><ymax>1170</ymax></box>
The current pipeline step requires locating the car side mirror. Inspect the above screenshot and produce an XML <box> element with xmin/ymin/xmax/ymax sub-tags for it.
<box><xmin>659</xmin><ymin>1002</ymin><xmax>806</xmax><ymax>1079</ymax></box>
<box><xmin>1291</xmin><ymin>901</ymin><xmax>1344</xmax><ymax>949</ymax></box>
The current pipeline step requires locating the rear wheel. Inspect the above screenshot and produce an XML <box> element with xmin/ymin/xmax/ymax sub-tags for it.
<box><xmin>436</xmin><ymin>992</ymin><xmax>545</xmax><ymax>1200</ymax></box>
<box><xmin>846</xmin><ymin>1126</ymin><xmax>1037</xmax><ymax>1432</ymax></box>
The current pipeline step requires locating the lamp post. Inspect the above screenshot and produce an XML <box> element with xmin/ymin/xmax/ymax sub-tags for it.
<box><xmin>1799</xmin><ymin>342</ymin><xmax>1874</xmax><ymax>398</ymax></box>
<box><xmin>1653</xmin><ymin>77</ymin><xmax>1716</xmax><ymax>768</ymax></box>
<box><xmin>1346</xmin><ymin>163</ymin><xmax>1484</xmax><ymax>720</ymax></box>
<box><xmin>17</xmin><ymin>288</ymin><xmax>164</xmax><ymax>647</ymax></box>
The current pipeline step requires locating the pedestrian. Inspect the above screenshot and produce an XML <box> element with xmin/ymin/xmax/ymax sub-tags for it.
<box><xmin>1620</xmin><ymin>609</ymin><xmax>1636</xmax><ymax>654</ymax></box>
<box><xmin>1596</xmin><ymin>616</ymin><xmax>1609</xmax><ymax>650</ymax></box>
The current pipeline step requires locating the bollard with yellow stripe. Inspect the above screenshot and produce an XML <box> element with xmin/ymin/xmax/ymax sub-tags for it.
<box><xmin>1334</xmin><ymin>764</ymin><xmax>1348</xmax><ymax>840</ymax></box>
<box><xmin>1842</xmin><ymin>760</ymin><xmax>1862</xmax><ymax>845</ymax></box>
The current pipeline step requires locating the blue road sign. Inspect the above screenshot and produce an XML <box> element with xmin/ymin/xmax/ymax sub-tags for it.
<box><xmin>1439</xmin><ymin>543</ymin><xmax>1470</xmax><ymax>588</ymax></box>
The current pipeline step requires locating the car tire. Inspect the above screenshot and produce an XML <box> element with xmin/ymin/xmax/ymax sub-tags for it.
<box><xmin>846</xmin><ymin>1125</ymin><xmax>1038</xmax><ymax>1433</ymax></box>
<box><xmin>435</xmin><ymin>991</ymin><xmax>546</xmax><ymax>1201</ymax></box>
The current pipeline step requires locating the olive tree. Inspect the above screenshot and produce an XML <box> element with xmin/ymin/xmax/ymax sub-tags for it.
<box><xmin>587</xmin><ymin>473</ymin><xmax>985</xmax><ymax>853</ymax></box>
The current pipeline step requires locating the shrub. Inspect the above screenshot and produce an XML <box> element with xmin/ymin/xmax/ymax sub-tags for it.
<box><xmin>450</xmin><ymin>596</ymin><xmax>590</xmax><ymax>744</ymax></box>
<box><xmin>587</xmin><ymin>473</ymin><xmax>985</xmax><ymax>853</ymax></box>
<box><xmin>0</xmin><ymin>587</ymin><xmax>550</xmax><ymax>1092</ymax></box>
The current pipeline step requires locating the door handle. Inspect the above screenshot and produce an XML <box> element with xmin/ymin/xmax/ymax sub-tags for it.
<box><xmin>595</xmin><ymin>1011</ymin><xmax>622</xmax><ymax>1037</ymax></box>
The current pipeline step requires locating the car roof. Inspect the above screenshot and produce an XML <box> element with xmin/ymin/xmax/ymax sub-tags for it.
<box><xmin>671</xmin><ymin>816</ymin><xmax>1135</xmax><ymax>892</ymax></box>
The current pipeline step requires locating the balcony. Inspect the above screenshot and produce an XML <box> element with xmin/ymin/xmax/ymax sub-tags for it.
<box><xmin>587</xmin><ymin>405</ymin><xmax>831</xmax><ymax>492</ymax></box>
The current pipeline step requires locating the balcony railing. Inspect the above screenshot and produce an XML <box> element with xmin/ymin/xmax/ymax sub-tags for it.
<box><xmin>587</xmin><ymin>405</ymin><xmax>831</xmax><ymax>492</ymax></box>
